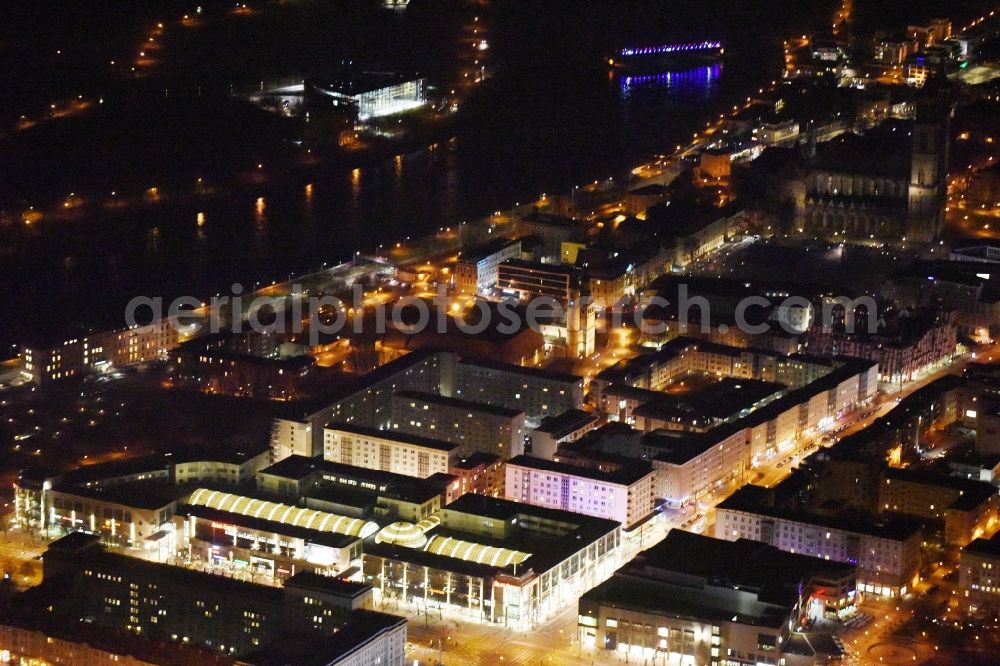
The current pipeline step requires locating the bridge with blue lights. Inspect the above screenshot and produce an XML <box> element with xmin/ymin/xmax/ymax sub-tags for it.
<box><xmin>620</xmin><ymin>40</ymin><xmax>723</xmax><ymax>58</ymax></box>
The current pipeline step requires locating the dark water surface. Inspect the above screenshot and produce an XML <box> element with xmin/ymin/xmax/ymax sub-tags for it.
<box><xmin>0</xmin><ymin>0</ymin><xmax>989</xmax><ymax>348</ymax></box>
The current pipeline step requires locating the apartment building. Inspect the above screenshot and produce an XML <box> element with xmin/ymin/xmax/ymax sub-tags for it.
<box><xmin>390</xmin><ymin>390</ymin><xmax>526</xmax><ymax>459</ymax></box>
<box><xmin>323</xmin><ymin>423</ymin><xmax>461</xmax><ymax>478</ymax></box>
<box><xmin>23</xmin><ymin>319</ymin><xmax>179</xmax><ymax>385</ymax></box>
<box><xmin>505</xmin><ymin>455</ymin><xmax>656</xmax><ymax>529</ymax></box>
<box><xmin>959</xmin><ymin>534</ymin><xmax>1000</xmax><ymax>615</ymax></box>
<box><xmin>878</xmin><ymin>469</ymin><xmax>999</xmax><ymax>546</ymax></box>
<box><xmin>454</xmin><ymin>358</ymin><xmax>584</xmax><ymax>426</ymax></box>
<box><xmin>717</xmin><ymin>486</ymin><xmax>923</xmax><ymax>597</ymax></box>
<box><xmin>270</xmin><ymin>350</ymin><xmax>449</xmax><ymax>460</ymax></box>
<box><xmin>453</xmin><ymin>237</ymin><xmax>523</xmax><ymax>294</ymax></box>
<box><xmin>531</xmin><ymin>409</ymin><xmax>600</xmax><ymax>459</ymax></box>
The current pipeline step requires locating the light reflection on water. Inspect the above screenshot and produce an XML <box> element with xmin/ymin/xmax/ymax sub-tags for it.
<box><xmin>619</xmin><ymin>64</ymin><xmax>722</xmax><ymax>97</ymax></box>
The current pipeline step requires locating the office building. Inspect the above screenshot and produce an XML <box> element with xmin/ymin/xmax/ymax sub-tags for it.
<box><xmin>307</xmin><ymin>71</ymin><xmax>426</xmax><ymax>120</ymax></box>
<box><xmin>755</xmin><ymin>119</ymin><xmax>800</xmax><ymax>146</ymax></box>
<box><xmin>497</xmin><ymin>259</ymin><xmax>595</xmax><ymax>358</ymax></box>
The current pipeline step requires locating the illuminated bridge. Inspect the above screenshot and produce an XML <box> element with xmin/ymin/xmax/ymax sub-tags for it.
<box><xmin>620</xmin><ymin>40</ymin><xmax>723</xmax><ymax>58</ymax></box>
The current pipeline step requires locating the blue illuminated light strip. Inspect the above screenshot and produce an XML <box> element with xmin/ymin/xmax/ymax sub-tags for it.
<box><xmin>621</xmin><ymin>64</ymin><xmax>720</xmax><ymax>89</ymax></box>
<box><xmin>620</xmin><ymin>41</ymin><xmax>722</xmax><ymax>57</ymax></box>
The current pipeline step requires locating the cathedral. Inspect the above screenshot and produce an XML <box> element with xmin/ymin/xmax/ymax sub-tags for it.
<box><xmin>784</xmin><ymin>100</ymin><xmax>951</xmax><ymax>242</ymax></box>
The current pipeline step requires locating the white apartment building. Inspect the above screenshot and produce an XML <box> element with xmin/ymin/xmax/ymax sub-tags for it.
<box><xmin>716</xmin><ymin>488</ymin><xmax>923</xmax><ymax>597</ymax></box>
<box><xmin>391</xmin><ymin>390</ymin><xmax>526</xmax><ymax>459</ymax></box>
<box><xmin>594</xmin><ymin>342</ymin><xmax>878</xmax><ymax>508</ymax></box>
<box><xmin>531</xmin><ymin>409</ymin><xmax>599</xmax><ymax>459</ymax></box>
<box><xmin>269</xmin><ymin>350</ymin><xmax>449</xmax><ymax>461</ymax></box>
<box><xmin>453</xmin><ymin>237</ymin><xmax>523</xmax><ymax>294</ymax></box>
<box><xmin>647</xmin><ymin>425</ymin><xmax>749</xmax><ymax>509</ymax></box>
<box><xmin>171</xmin><ymin>450</ymin><xmax>272</xmax><ymax>486</ymax></box>
<box><xmin>454</xmin><ymin>358</ymin><xmax>584</xmax><ymax>426</ymax></box>
<box><xmin>323</xmin><ymin>422</ymin><xmax>461</xmax><ymax>478</ymax></box>
<box><xmin>505</xmin><ymin>455</ymin><xmax>655</xmax><ymax>529</ymax></box>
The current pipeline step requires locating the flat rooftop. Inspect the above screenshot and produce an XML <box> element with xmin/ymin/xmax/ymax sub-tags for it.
<box><xmin>53</xmin><ymin>481</ymin><xmax>181</xmax><ymax>511</ymax></box>
<box><xmin>365</xmin><ymin>494</ymin><xmax>622</xmax><ymax>579</ymax></box>
<box><xmin>324</xmin><ymin>422</ymin><xmax>461</xmax><ymax>453</ymax></box>
<box><xmin>534</xmin><ymin>408</ymin><xmax>598</xmax><ymax>437</ymax></box>
<box><xmin>393</xmin><ymin>390</ymin><xmax>524</xmax><ymax>418</ymax></box>
<box><xmin>634</xmin><ymin>530</ymin><xmax>854</xmax><ymax>606</ymax></box>
<box><xmin>581</xmin><ymin>573</ymin><xmax>790</xmax><ymax>629</ymax></box>
<box><xmin>633</xmin><ymin>377</ymin><xmax>787</xmax><ymax>422</ymax></box>
<box><xmin>307</xmin><ymin>70</ymin><xmax>420</xmax><ymax>97</ymax></box>
<box><xmin>719</xmin><ymin>485</ymin><xmax>924</xmax><ymax>542</ymax></box>
<box><xmin>273</xmin><ymin>350</ymin><xmax>442</xmax><ymax>421</ymax></box>
<box><xmin>883</xmin><ymin>467</ymin><xmax>998</xmax><ymax>511</ymax></box>
<box><xmin>507</xmin><ymin>454</ymin><xmax>653</xmax><ymax>486</ymax></box>
<box><xmin>248</xmin><ymin>610</ymin><xmax>407</xmax><ymax>666</ymax></box>
<box><xmin>258</xmin><ymin>455</ymin><xmax>448</xmax><ymax>504</ymax></box>
<box><xmin>284</xmin><ymin>570</ymin><xmax>371</xmax><ymax>598</ymax></box>
<box><xmin>459</xmin><ymin>357</ymin><xmax>583</xmax><ymax>384</ymax></box>
<box><xmin>451</xmin><ymin>451</ymin><xmax>503</xmax><ymax>470</ymax></box>
<box><xmin>457</xmin><ymin>237</ymin><xmax>521</xmax><ymax>263</ymax></box>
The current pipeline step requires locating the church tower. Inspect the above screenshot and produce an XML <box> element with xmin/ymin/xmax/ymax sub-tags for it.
<box><xmin>907</xmin><ymin>99</ymin><xmax>951</xmax><ymax>241</ymax></box>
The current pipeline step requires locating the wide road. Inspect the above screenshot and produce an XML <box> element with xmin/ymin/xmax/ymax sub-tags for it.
<box><xmin>408</xmin><ymin>603</ymin><xmax>631</xmax><ymax>666</ymax></box>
